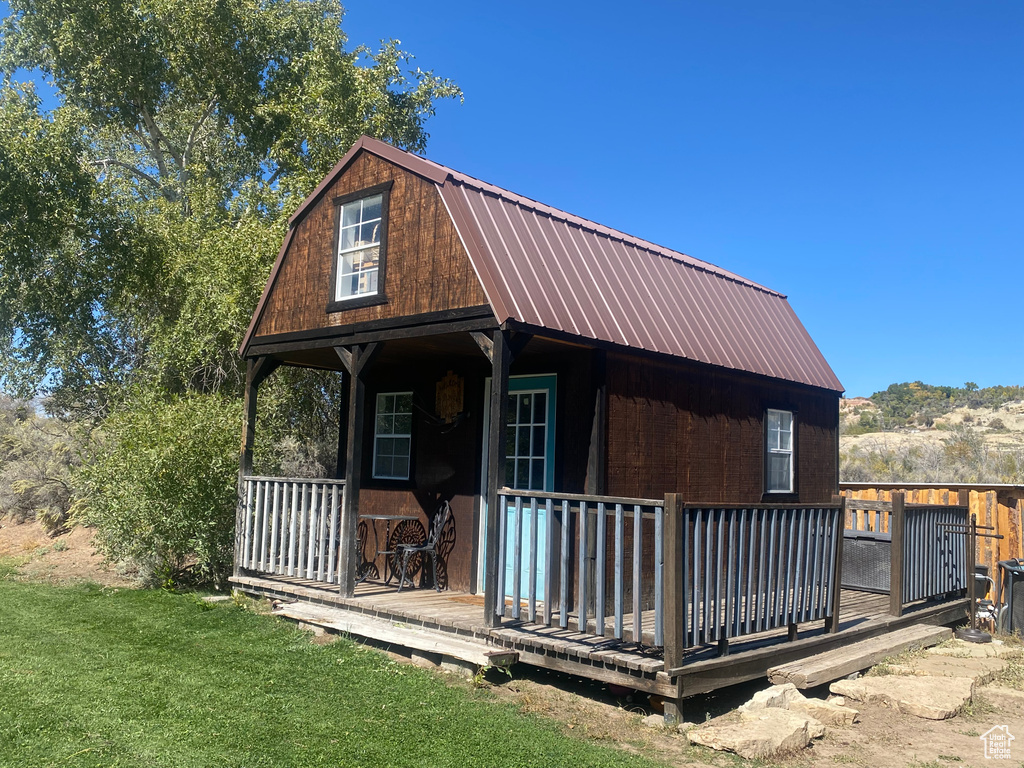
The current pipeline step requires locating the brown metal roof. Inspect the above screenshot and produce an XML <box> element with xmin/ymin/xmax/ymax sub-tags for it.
<box><xmin>244</xmin><ymin>136</ymin><xmax>843</xmax><ymax>392</ymax></box>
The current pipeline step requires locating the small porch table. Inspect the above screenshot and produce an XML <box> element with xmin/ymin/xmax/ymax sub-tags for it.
<box><xmin>356</xmin><ymin>514</ymin><xmax>423</xmax><ymax>585</ymax></box>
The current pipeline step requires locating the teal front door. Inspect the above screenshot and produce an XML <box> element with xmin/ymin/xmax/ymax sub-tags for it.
<box><xmin>479</xmin><ymin>375</ymin><xmax>556</xmax><ymax>600</ymax></box>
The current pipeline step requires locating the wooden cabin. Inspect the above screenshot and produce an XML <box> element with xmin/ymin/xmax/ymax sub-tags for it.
<box><xmin>232</xmin><ymin>137</ymin><xmax>968</xmax><ymax>717</ymax></box>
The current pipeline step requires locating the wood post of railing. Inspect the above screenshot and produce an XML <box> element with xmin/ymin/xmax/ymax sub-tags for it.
<box><xmin>663</xmin><ymin>494</ymin><xmax>684</xmax><ymax>673</ymax></box>
<box><xmin>335</xmin><ymin>342</ymin><xmax>380</xmax><ymax>598</ymax></box>
<box><xmin>889</xmin><ymin>492</ymin><xmax>906</xmax><ymax>616</ymax></box>
<box><xmin>483</xmin><ymin>330</ymin><xmax>511</xmax><ymax>628</ymax></box>
<box><xmin>235</xmin><ymin>356</ymin><xmax>280</xmax><ymax>578</ymax></box>
<box><xmin>662</xmin><ymin>493</ymin><xmax>685</xmax><ymax>725</ymax></box>
<box><xmin>826</xmin><ymin>496</ymin><xmax>846</xmax><ymax>633</ymax></box>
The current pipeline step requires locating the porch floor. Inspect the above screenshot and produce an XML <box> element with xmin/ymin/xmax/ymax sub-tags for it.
<box><xmin>230</xmin><ymin>573</ymin><xmax>968</xmax><ymax>698</ymax></box>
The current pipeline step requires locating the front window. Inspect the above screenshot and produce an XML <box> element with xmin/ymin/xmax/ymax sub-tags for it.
<box><xmin>373</xmin><ymin>392</ymin><xmax>412</xmax><ymax>480</ymax></box>
<box><xmin>336</xmin><ymin>193</ymin><xmax>383</xmax><ymax>301</ymax></box>
<box><xmin>766</xmin><ymin>409</ymin><xmax>794</xmax><ymax>493</ymax></box>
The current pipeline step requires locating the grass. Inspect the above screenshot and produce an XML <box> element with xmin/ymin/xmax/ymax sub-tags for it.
<box><xmin>0</xmin><ymin>563</ymin><xmax>668</xmax><ymax>768</ymax></box>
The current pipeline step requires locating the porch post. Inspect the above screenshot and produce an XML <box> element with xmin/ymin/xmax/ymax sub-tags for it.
<box><xmin>483</xmin><ymin>330</ymin><xmax>511</xmax><ymax>627</ymax></box>
<box><xmin>235</xmin><ymin>356</ymin><xmax>280</xmax><ymax>577</ymax></box>
<box><xmin>335</xmin><ymin>343</ymin><xmax>380</xmax><ymax>597</ymax></box>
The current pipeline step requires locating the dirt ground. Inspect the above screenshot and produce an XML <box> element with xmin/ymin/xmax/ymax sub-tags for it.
<box><xmin>4</xmin><ymin>517</ymin><xmax>1023</xmax><ymax>767</ymax></box>
<box><xmin>0</xmin><ymin>517</ymin><xmax>133</xmax><ymax>587</ymax></box>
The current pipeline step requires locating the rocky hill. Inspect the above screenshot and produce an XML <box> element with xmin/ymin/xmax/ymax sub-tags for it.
<box><xmin>839</xmin><ymin>387</ymin><xmax>1024</xmax><ymax>484</ymax></box>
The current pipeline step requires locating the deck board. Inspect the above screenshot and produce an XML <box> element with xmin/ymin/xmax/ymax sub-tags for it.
<box><xmin>231</xmin><ymin>573</ymin><xmax>967</xmax><ymax>696</ymax></box>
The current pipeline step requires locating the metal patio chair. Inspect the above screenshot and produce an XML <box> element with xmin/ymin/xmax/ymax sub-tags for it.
<box><xmin>396</xmin><ymin>500</ymin><xmax>452</xmax><ymax>593</ymax></box>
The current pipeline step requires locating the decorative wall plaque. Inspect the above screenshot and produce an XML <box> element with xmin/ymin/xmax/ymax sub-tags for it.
<box><xmin>435</xmin><ymin>371</ymin><xmax>464</xmax><ymax>424</ymax></box>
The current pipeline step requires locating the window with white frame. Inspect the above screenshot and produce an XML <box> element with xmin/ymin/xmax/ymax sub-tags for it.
<box><xmin>373</xmin><ymin>392</ymin><xmax>412</xmax><ymax>480</ymax></box>
<box><xmin>765</xmin><ymin>409</ymin><xmax>794</xmax><ymax>493</ymax></box>
<box><xmin>335</xmin><ymin>193</ymin><xmax>383</xmax><ymax>301</ymax></box>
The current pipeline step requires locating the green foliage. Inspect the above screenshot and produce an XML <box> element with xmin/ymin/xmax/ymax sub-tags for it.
<box><xmin>74</xmin><ymin>392</ymin><xmax>249</xmax><ymax>586</ymax></box>
<box><xmin>0</xmin><ymin>2</ymin><xmax>461</xmax><ymax>582</ymax></box>
<box><xmin>0</xmin><ymin>582</ymin><xmax>660</xmax><ymax>768</ymax></box>
<box><xmin>0</xmin><ymin>0</ymin><xmax>461</xmax><ymax>412</ymax></box>
<box><xmin>870</xmin><ymin>381</ymin><xmax>1024</xmax><ymax>422</ymax></box>
<box><xmin>0</xmin><ymin>395</ymin><xmax>76</xmax><ymax>534</ymax></box>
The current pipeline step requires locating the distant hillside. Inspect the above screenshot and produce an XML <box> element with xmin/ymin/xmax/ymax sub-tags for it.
<box><xmin>839</xmin><ymin>382</ymin><xmax>1024</xmax><ymax>484</ymax></box>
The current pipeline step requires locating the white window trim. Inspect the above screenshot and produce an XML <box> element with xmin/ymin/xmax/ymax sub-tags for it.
<box><xmin>765</xmin><ymin>408</ymin><xmax>794</xmax><ymax>494</ymax></box>
<box><xmin>372</xmin><ymin>391</ymin><xmax>412</xmax><ymax>480</ymax></box>
<box><xmin>335</xmin><ymin>195</ymin><xmax>383</xmax><ymax>303</ymax></box>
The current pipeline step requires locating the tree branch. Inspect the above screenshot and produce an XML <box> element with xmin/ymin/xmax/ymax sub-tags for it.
<box><xmin>90</xmin><ymin>159</ymin><xmax>175</xmax><ymax>201</ymax></box>
<box><xmin>140</xmin><ymin>105</ymin><xmax>182</xmax><ymax>170</ymax></box>
<box><xmin>182</xmin><ymin>98</ymin><xmax>217</xmax><ymax>172</ymax></box>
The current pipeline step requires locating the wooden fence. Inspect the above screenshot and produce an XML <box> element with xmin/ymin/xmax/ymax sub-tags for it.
<box><xmin>841</xmin><ymin>484</ymin><xmax>1024</xmax><ymax>577</ymax></box>
<box><xmin>238</xmin><ymin>476</ymin><xmax>345</xmax><ymax>584</ymax></box>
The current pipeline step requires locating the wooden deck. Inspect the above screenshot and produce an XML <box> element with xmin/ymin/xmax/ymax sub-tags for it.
<box><xmin>230</xmin><ymin>573</ymin><xmax>968</xmax><ymax>699</ymax></box>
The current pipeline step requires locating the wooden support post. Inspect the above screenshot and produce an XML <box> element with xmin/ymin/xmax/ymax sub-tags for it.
<box><xmin>663</xmin><ymin>676</ymin><xmax>685</xmax><ymax>726</ymax></box>
<box><xmin>483</xmin><ymin>330</ymin><xmax>511</xmax><ymax>627</ymax></box>
<box><xmin>825</xmin><ymin>496</ymin><xmax>846</xmax><ymax>633</ymax></box>
<box><xmin>889</xmin><ymin>492</ymin><xmax>906</xmax><ymax>616</ymax></box>
<box><xmin>663</xmin><ymin>493</ymin><xmax>684</xmax><ymax>673</ymax></box>
<box><xmin>235</xmin><ymin>356</ymin><xmax>280</xmax><ymax>577</ymax></box>
<box><xmin>334</xmin><ymin>372</ymin><xmax>351</xmax><ymax>479</ymax></box>
<box><xmin>584</xmin><ymin>350</ymin><xmax>607</xmax><ymax>497</ymax></box>
<box><xmin>334</xmin><ymin>343</ymin><xmax>380</xmax><ymax>597</ymax></box>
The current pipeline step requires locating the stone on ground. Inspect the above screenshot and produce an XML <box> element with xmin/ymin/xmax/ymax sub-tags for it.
<box><xmin>739</xmin><ymin>682</ymin><xmax>859</xmax><ymax>726</ymax></box>
<box><xmin>641</xmin><ymin>714</ymin><xmax>664</xmax><ymax>728</ymax></box>
<box><xmin>927</xmin><ymin>638</ymin><xmax>1020</xmax><ymax>659</ymax></box>
<box><xmin>687</xmin><ymin>708</ymin><xmax>824</xmax><ymax>760</ymax></box>
<box><xmin>788</xmin><ymin>696</ymin><xmax>859</xmax><ymax>726</ymax></box>
<box><xmin>888</xmin><ymin>654</ymin><xmax>1007</xmax><ymax>685</ymax></box>
<box><xmin>830</xmin><ymin>675</ymin><xmax>974</xmax><ymax>720</ymax></box>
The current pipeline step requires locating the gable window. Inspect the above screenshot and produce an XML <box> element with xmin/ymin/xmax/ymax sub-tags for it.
<box><xmin>765</xmin><ymin>409</ymin><xmax>794</xmax><ymax>493</ymax></box>
<box><xmin>373</xmin><ymin>392</ymin><xmax>412</xmax><ymax>480</ymax></box>
<box><xmin>336</xmin><ymin>193</ymin><xmax>383</xmax><ymax>301</ymax></box>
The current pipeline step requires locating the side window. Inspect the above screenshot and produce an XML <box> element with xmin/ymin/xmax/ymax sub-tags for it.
<box><xmin>765</xmin><ymin>408</ymin><xmax>794</xmax><ymax>493</ymax></box>
<box><xmin>373</xmin><ymin>392</ymin><xmax>413</xmax><ymax>480</ymax></box>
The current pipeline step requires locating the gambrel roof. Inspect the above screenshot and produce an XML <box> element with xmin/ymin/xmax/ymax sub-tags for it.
<box><xmin>243</xmin><ymin>136</ymin><xmax>843</xmax><ymax>393</ymax></box>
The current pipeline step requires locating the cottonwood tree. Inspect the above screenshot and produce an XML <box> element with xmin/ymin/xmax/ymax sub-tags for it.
<box><xmin>0</xmin><ymin>0</ymin><xmax>460</xmax><ymax>581</ymax></box>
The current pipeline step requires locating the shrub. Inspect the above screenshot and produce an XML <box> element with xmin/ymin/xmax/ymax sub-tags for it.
<box><xmin>0</xmin><ymin>396</ymin><xmax>77</xmax><ymax>535</ymax></box>
<box><xmin>74</xmin><ymin>391</ymin><xmax>245</xmax><ymax>587</ymax></box>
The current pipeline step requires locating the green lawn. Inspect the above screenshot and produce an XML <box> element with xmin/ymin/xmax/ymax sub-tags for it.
<box><xmin>0</xmin><ymin>565</ymin><xmax>666</xmax><ymax>768</ymax></box>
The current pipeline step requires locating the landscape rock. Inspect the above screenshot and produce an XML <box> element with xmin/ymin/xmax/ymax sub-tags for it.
<box><xmin>829</xmin><ymin>695</ymin><xmax>846</xmax><ymax>706</ymax></box>
<box><xmin>738</xmin><ymin>683</ymin><xmax>804</xmax><ymax>712</ymax></box>
<box><xmin>830</xmin><ymin>675</ymin><xmax>974</xmax><ymax>720</ymax></box>
<box><xmin>687</xmin><ymin>708</ymin><xmax>824</xmax><ymax>760</ymax></box>
<box><xmin>927</xmin><ymin>638</ymin><xmax>1020</xmax><ymax>659</ymax></box>
<box><xmin>888</xmin><ymin>654</ymin><xmax>1007</xmax><ymax>685</ymax></box>
<box><xmin>641</xmin><ymin>714</ymin><xmax>664</xmax><ymax>728</ymax></box>
<box><xmin>738</xmin><ymin>682</ymin><xmax>858</xmax><ymax>726</ymax></box>
<box><xmin>788</xmin><ymin>696</ymin><xmax>859</xmax><ymax>726</ymax></box>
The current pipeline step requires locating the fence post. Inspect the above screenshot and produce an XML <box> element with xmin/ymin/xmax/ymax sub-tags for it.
<box><xmin>889</xmin><ymin>492</ymin><xmax>905</xmax><ymax>616</ymax></box>
<box><xmin>826</xmin><ymin>496</ymin><xmax>845</xmax><ymax>633</ymax></box>
<box><xmin>662</xmin><ymin>493</ymin><xmax>685</xmax><ymax>724</ymax></box>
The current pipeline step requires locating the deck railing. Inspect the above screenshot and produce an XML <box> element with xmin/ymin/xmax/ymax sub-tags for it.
<box><xmin>238</xmin><ymin>476</ymin><xmax>346</xmax><ymax>584</ymax></box>
<box><xmin>899</xmin><ymin>504</ymin><xmax>968</xmax><ymax>605</ymax></box>
<box><xmin>839</xmin><ymin>492</ymin><xmax>969</xmax><ymax>614</ymax></box>
<box><xmin>495</xmin><ymin>489</ymin><xmax>665</xmax><ymax>646</ymax></box>
<box><xmin>663</xmin><ymin>499</ymin><xmax>844</xmax><ymax>671</ymax></box>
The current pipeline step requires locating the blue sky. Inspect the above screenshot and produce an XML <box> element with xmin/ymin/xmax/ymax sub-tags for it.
<box><xmin>339</xmin><ymin>1</ymin><xmax>1024</xmax><ymax>397</ymax></box>
<box><xmin>4</xmin><ymin>2</ymin><xmax>1021</xmax><ymax>397</ymax></box>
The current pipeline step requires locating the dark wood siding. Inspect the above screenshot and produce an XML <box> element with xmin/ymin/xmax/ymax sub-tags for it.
<box><xmin>254</xmin><ymin>151</ymin><xmax>490</xmax><ymax>338</ymax></box>
<box><xmin>604</xmin><ymin>352</ymin><xmax>839</xmax><ymax>504</ymax></box>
